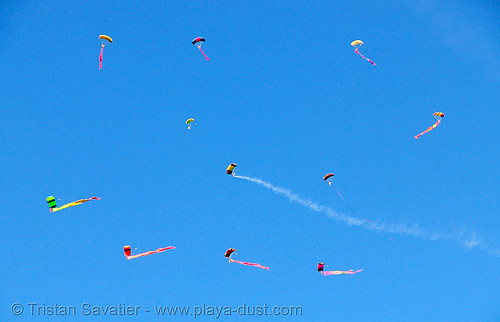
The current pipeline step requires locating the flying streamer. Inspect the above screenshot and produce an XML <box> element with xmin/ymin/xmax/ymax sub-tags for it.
<box><xmin>47</xmin><ymin>196</ymin><xmax>100</xmax><ymax>212</ymax></box>
<box><xmin>224</xmin><ymin>248</ymin><xmax>269</xmax><ymax>270</ymax></box>
<box><xmin>322</xmin><ymin>270</ymin><xmax>363</xmax><ymax>275</ymax></box>
<box><xmin>232</xmin><ymin>174</ymin><xmax>499</xmax><ymax>256</ymax></box>
<box><xmin>415</xmin><ymin>112</ymin><xmax>444</xmax><ymax>139</ymax></box>
<box><xmin>124</xmin><ymin>245</ymin><xmax>175</xmax><ymax>260</ymax></box>
<box><xmin>318</xmin><ymin>262</ymin><xmax>363</xmax><ymax>275</ymax></box>
<box><xmin>351</xmin><ymin>40</ymin><xmax>376</xmax><ymax>65</ymax></box>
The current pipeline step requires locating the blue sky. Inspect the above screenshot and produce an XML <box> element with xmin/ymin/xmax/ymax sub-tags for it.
<box><xmin>1</xmin><ymin>0</ymin><xmax>499</xmax><ymax>320</ymax></box>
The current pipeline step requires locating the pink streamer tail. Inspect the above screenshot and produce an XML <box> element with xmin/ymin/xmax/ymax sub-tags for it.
<box><xmin>355</xmin><ymin>48</ymin><xmax>376</xmax><ymax>65</ymax></box>
<box><xmin>99</xmin><ymin>45</ymin><xmax>104</xmax><ymax>69</ymax></box>
<box><xmin>322</xmin><ymin>269</ymin><xmax>363</xmax><ymax>275</ymax></box>
<box><xmin>229</xmin><ymin>259</ymin><xmax>269</xmax><ymax>270</ymax></box>
<box><xmin>198</xmin><ymin>46</ymin><xmax>210</xmax><ymax>61</ymax></box>
<box><xmin>415</xmin><ymin>119</ymin><xmax>441</xmax><ymax>139</ymax></box>
<box><xmin>126</xmin><ymin>246</ymin><xmax>175</xmax><ymax>260</ymax></box>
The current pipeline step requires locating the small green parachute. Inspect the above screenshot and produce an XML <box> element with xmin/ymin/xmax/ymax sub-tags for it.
<box><xmin>186</xmin><ymin>118</ymin><xmax>195</xmax><ymax>130</ymax></box>
<box><xmin>46</xmin><ymin>195</ymin><xmax>57</xmax><ymax>209</ymax></box>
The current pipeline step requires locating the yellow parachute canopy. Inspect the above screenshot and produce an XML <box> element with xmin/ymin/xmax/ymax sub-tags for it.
<box><xmin>185</xmin><ymin>118</ymin><xmax>195</xmax><ymax>129</ymax></box>
<box><xmin>99</xmin><ymin>35</ymin><xmax>113</xmax><ymax>43</ymax></box>
<box><xmin>351</xmin><ymin>40</ymin><xmax>363</xmax><ymax>47</ymax></box>
<box><xmin>226</xmin><ymin>163</ymin><xmax>237</xmax><ymax>175</ymax></box>
<box><xmin>433</xmin><ymin>112</ymin><xmax>445</xmax><ymax>118</ymax></box>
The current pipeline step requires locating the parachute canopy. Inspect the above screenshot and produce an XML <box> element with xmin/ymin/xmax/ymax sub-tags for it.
<box><xmin>46</xmin><ymin>195</ymin><xmax>57</xmax><ymax>209</ymax></box>
<box><xmin>433</xmin><ymin>112</ymin><xmax>445</xmax><ymax>118</ymax></box>
<box><xmin>185</xmin><ymin>118</ymin><xmax>194</xmax><ymax>124</ymax></box>
<box><xmin>323</xmin><ymin>173</ymin><xmax>335</xmax><ymax>181</ymax></box>
<box><xmin>317</xmin><ymin>262</ymin><xmax>325</xmax><ymax>272</ymax></box>
<box><xmin>351</xmin><ymin>40</ymin><xmax>363</xmax><ymax>47</ymax></box>
<box><xmin>124</xmin><ymin>245</ymin><xmax>132</xmax><ymax>257</ymax></box>
<box><xmin>226</xmin><ymin>163</ymin><xmax>237</xmax><ymax>175</ymax></box>
<box><xmin>192</xmin><ymin>37</ymin><xmax>205</xmax><ymax>45</ymax></box>
<box><xmin>225</xmin><ymin>248</ymin><xmax>236</xmax><ymax>258</ymax></box>
<box><xmin>99</xmin><ymin>35</ymin><xmax>113</xmax><ymax>43</ymax></box>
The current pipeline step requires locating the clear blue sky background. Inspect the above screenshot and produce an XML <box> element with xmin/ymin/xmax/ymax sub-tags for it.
<box><xmin>1</xmin><ymin>0</ymin><xmax>499</xmax><ymax>320</ymax></box>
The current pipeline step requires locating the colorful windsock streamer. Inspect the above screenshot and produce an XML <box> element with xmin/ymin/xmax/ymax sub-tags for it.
<box><xmin>124</xmin><ymin>246</ymin><xmax>175</xmax><ymax>260</ymax></box>
<box><xmin>321</xmin><ymin>269</ymin><xmax>363</xmax><ymax>275</ymax></box>
<box><xmin>415</xmin><ymin>112</ymin><xmax>445</xmax><ymax>139</ymax></box>
<box><xmin>48</xmin><ymin>197</ymin><xmax>101</xmax><ymax>212</ymax></box>
<box><xmin>355</xmin><ymin>48</ymin><xmax>376</xmax><ymax>65</ymax></box>
<box><xmin>99</xmin><ymin>45</ymin><xmax>104</xmax><ymax>69</ymax></box>
<box><xmin>225</xmin><ymin>248</ymin><xmax>269</xmax><ymax>270</ymax></box>
<box><xmin>229</xmin><ymin>259</ymin><xmax>270</xmax><ymax>270</ymax></box>
<box><xmin>318</xmin><ymin>262</ymin><xmax>362</xmax><ymax>275</ymax></box>
<box><xmin>198</xmin><ymin>47</ymin><xmax>210</xmax><ymax>61</ymax></box>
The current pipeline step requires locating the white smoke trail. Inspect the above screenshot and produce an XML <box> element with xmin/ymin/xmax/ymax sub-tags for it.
<box><xmin>234</xmin><ymin>175</ymin><xmax>500</xmax><ymax>257</ymax></box>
